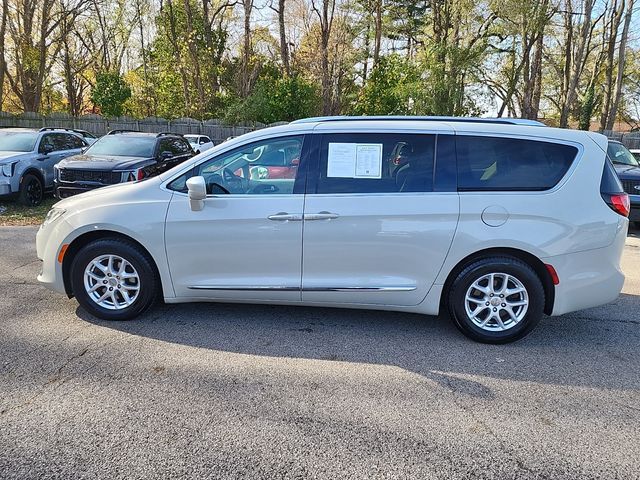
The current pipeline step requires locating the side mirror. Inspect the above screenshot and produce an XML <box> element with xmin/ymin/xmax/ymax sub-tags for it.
<box><xmin>290</xmin><ymin>158</ymin><xmax>300</xmax><ymax>167</ymax></box>
<box><xmin>186</xmin><ymin>176</ymin><xmax>207</xmax><ymax>211</ymax></box>
<box><xmin>41</xmin><ymin>144</ymin><xmax>54</xmax><ymax>155</ymax></box>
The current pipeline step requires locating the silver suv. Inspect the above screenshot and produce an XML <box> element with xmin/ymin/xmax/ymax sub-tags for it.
<box><xmin>0</xmin><ymin>127</ymin><xmax>88</xmax><ymax>205</ymax></box>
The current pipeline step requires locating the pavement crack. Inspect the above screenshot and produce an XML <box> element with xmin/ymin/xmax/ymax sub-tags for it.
<box><xmin>441</xmin><ymin>375</ymin><xmax>543</xmax><ymax>478</ymax></box>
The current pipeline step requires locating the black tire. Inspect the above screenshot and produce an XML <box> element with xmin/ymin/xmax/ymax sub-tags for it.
<box><xmin>448</xmin><ymin>257</ymin><xmax>544</xmax><ymax>344</ymax></box>
<box><xmin>70</xmin><ymin>238</ymin><xmax>159</xmax><ymax>321</ymax></box>
<box><xmin>18</xmin><ymin>173</ymin><xmax>44</xmax><ymax>206</ymax></box>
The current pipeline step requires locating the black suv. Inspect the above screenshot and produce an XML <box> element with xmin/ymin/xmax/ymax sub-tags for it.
<box><xmin>608</xmin><ymin>140</ymin><xmax>640</xmax><ymax>228</ymax></box>
<box><xmin>54</xmin><ymin>131</ymin><xmax>194</xmax><ymax>198</ymax></box>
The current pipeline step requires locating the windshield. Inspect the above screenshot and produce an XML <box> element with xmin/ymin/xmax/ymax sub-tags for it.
<box><xmin>607</xmin><ymin>142</ymin><xmax>639</xmax><ymax>167</ymax></box>
<box><xmin>0</xmin><ymin>131</ymin><xmax>38</xmax><ymax>152</ymax></box>
<box><xmin>186</xmin><ymin>137</ymin><xmax>198</xmax><ymax>145</ymax></box>
<box><xmin>86</xmin><ymin>135</ymin><xmax>156</xmax><ymax>157</ymax></box>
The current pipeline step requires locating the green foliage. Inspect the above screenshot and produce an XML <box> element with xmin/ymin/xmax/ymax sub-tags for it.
<box><xmin>90</xmin><ymin>72</ymin><xmax>132</xmax><ymax>117</ymax></box>
<box><xmin>578</xmin><ymin>84</ymin><xmax>596</xmax><ymax>131</ymax></box>
<box><xmin>351</xmin><ymin>55</ymin><xmax>423</xmax><ymax>115</ymax></box>
<box><xmin>225</xmin><ymin>74</ymin><xmax>321</xmax><ymax>124</ymax></box>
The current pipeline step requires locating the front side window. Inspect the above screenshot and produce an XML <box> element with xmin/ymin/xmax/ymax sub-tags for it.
<box><xmin>456</xmin><ymin>136</ymin><xmax>578</xmax><ymax>191</ymax></box>
<box><xmin>315</xmin><ymin>133</ymin><xmax>436</xmax><ymax>194</ymax></box>
<box><xmin>168</xmin><ymin>135</ymin><xmax>304</xmax><ymax>195</ymax></box>
<box><xmin>86</xmin><ymin>135</ymin><xmax>156</xmax><ymax>157</ymax></box>
<box><xmin>62</xmin><ymin>133</ymin><xmax>85</xmax><ymax>150</ymax></box>
<box><xmin>39</xmin><ymin>134</ymin><xmax>61</xmax><ymax>153</ymax></box>
<box><xmin>607</xmin><ymin>142</ymin><xmax>639</xmax><ymax>168</ymax></box>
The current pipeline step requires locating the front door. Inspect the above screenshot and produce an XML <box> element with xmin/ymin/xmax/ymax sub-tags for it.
<box><xmin>301</xmin><ymin>131</ymin><xmax>459</xmax><ymax>306</ymax></box>
<box><xmin>164</xmin><ymin>135</ymin><xmax>308</xmax><ymax>302</ymax></box>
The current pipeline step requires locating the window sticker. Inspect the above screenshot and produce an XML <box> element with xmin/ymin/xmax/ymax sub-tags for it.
<box><xmin>327</xmin><ymin>143</ymin><xmax>357</xmax><ymax>177</ymax></box>
<box><xmin>355</xmin><ymin>144</ymin><xmax>383</xmax><ymax>178</ymax></box>
<box><xmin>327</xmin><ymin>143</ymin><xmax>383</xmax><ymax>178</ymax></box>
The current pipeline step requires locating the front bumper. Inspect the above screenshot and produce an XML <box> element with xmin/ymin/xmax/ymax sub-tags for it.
<box><xmin>36</xmin><ymin>218</ymin><xmax>74</xmax><ymax>295</ymax></box>
<box><xmin>0</xmin><ymin>178</ymin><xmax>13</xmax><ymax>196</ymax></box>
<box><xmin>54</xmin><ymin>180</ymin><xmax>103</xmax><ymax>199</ymax></box>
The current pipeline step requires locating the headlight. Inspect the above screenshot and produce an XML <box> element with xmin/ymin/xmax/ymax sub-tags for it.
<box><xmin>41</xmin><ymin>208</ymin><xmax>66</xmax><ymax>228</ymax></box>
<box><xmin>1</xmin><ymin>162</ymin><xmax>16</xmax><ymax>177</ymax></box>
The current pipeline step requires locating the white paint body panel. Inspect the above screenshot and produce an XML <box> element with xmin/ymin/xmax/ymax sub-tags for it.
<box><xmin>165</xmin><ymin>193</ymin><xmax>304</xmax><ymax>302</ymax></box>
<box><xmin>36</xmin><ymin>120</ymin><xmax>627</xmax><ymax>319</ymax></box>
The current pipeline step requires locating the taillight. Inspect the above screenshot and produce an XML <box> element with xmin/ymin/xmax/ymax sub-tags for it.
<box><xmin>136</xmin><ymin>169</ymin><xmax>145</xmax><ymax>181</ymax></box>
<box><xmin>602</xmin><ymin>192</ymin><xmax>630</xmax><ymax>217</ymax></box>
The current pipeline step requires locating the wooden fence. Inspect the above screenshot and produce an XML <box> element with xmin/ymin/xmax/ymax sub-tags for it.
<box><xmin>0</xmin><ymin>112</ymin><xmax>286</xmax><ymax>144</ymax></box>
<box><xmin>2</xmin><ymin>111</ymin><xmax>639</xmax><ymax>149</ymax></box>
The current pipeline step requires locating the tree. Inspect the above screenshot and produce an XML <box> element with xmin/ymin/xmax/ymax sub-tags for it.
<box><xmin>226</xmin><ymin>73</ymin><xmax>320</xmax><ymax>123</ymax></box>
<box><xmin>352</xmin><ymin>54</ymin><xmax>422</xmax><ymax>115</ymax></box>
<box><xmin>90</xmin><ymin>72</ymin><xmax>131</xmax><ymax>116</ymax></box>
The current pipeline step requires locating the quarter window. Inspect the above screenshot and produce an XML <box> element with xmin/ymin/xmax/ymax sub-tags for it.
<box><xmin>316</xmin><ymin>133</ymin><xmax>436</xmax><ymax>194</ymax></box>
<box><xmin>456</xmin><ymin>136</ymin><xmax>578</xmax><ymax>191</ymax></box>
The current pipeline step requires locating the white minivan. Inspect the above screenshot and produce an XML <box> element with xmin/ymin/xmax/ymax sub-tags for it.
<box><xmin>36</xmin><ymin>117</ymin><xmax>629</xmax><ymax>343</ymax></box>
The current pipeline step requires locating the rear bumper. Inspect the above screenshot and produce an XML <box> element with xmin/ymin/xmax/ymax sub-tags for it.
<box><xmin>546</xmin><ymin>219</ymin><xmax>628</xmax><ymax>316</ymax></box>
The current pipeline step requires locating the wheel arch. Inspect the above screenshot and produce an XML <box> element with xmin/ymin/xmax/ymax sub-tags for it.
<box><xmin>62</xmin><ymin>230</ymin><xmax>163</xmax><ymax>298</ymax></box>
<box><xmin>440</xmin><ymin>247</ymin><xmax>555</xmax><ymax>315</ymax></box>
<box><xmin>21</xmin><ymin>167</ymin><xmax>45</xmax><ymax>187</ymax></box>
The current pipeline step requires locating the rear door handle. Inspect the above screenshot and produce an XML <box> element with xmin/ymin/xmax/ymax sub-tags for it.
<box><xmin>268</xmin><ymin>212</ymin><xmax>303</xmax><ymax>221</ymax></box>
<box><xmin>304</xmin><ymin>211</ymin><xmax>340</xmax><ymax>221</ymax></box>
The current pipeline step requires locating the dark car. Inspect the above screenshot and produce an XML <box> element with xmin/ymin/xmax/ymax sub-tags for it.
<box><xmin>608</xmin><ymin>140</ymin><xmax>640</xmax><ymax>228</ymax></box>
<box><xmin>54</xmin><ymin>131</ymin><xmax>194</xmax><ymax>198</ymax></box>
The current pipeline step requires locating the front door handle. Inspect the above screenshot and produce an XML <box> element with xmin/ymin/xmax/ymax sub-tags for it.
<box><xmin>304</xmin><ymin>211</ymin><xmax>340</xmax><ymax>221</ymax></box>
<box><xmin>268</xmin><ymin>212</ymin><xmax>303</xmax><ymax>221</ymax></box>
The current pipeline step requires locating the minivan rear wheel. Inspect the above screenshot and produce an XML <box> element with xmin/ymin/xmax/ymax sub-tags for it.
<box><xmin>70</xmin><ymin>238</ymin><xmax>159</xmax><ymax>321</ymax></box>
<box><xmin>448</xmin><ymin>257</ymin><xmax>544</xmax><ymax>344</ymax></box>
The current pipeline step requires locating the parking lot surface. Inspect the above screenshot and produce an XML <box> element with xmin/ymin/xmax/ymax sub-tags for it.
<box><xmin>1</xmin><ymin>226</ymin><xmax>639</xmax><ymax>479</ymax></box>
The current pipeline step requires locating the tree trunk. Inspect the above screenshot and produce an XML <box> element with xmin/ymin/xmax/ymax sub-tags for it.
<box><xmin>0</xmin><ymin>0</ymin><xmax>7</xmax><ymax>111</ymax></box>
<box><xmin>372</xmin><ymin>0</ymin><xmax>382</xmax><ymax>68</ymax></box>
<box><xmin>599</xmin><ymin>0</ymin><xmax>624</xmax><ymax>131</ymax></box>
<box><xmin>242</xmin><ymin>0</ymin><xmax>253</xmax><ymax>97</ymax></box>
<box><xmin>559</xmin><ymin>0</ymin><xmax>595</xmax><ymax>128</ymax></box>
<box><xmin>277</xmin><ymin>0</ymin><xmax>290</xmax><ymax>75</ymax></box>
<box><xmin>605</xmin><ymin>0</ymin><xmax>634</xmax><ymax>130</ymax></box>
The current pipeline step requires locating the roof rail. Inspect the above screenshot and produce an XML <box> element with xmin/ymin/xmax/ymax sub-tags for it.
<box><xmin>106</xmin><ymin>129</ymin><xmax>141</xmax><ymax>135</ymax></box>
<box><xmin>290</xmin><ymin>116</ymin><xmax>546</xmax><ymax>127</ymax></box>
<box><xmin>156</xmin><ymin>132</ymin><xmax>184</xmax><ymax>138</ymax></box>
<box><xmin>39</xmin><ymin>127</ymin><xmax>95</xmax><ymax>135</ymax></box>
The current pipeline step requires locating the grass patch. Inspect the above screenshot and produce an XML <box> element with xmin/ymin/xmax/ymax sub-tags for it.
<box><xmin>0</xmin><ymin>196</ymin><xmax>57</xmax><ymax>226</ymax></box>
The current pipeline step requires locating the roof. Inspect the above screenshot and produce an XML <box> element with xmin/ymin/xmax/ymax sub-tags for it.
<box><xmin>290</xmin><ymin>115</ymin><xmax>546</xmax><ymax>127</ymax></box>
<box><xmin>106</xmin><ymin>130</ymin><xmax>184</xmax><ymax>138</ymax></box>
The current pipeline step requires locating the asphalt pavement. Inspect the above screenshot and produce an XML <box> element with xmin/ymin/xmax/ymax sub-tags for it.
<box><xmin>1</xmin><ymin>226</ymin><xmax>639</xmax><ymax>479</ymax></box>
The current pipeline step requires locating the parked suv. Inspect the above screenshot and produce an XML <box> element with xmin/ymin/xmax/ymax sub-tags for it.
<box><xmin>54</xmin><ymin>131</ymin><xmax>194</xmax><ymax>198</ymax></box>
<box><xmin>184</xmin><ymin>134</ymin><xmax>214</xmax><ymax>154</ymax></box>
<box><xmin>608</xmin><ymin>140</ymin><xmax>640</xmax><ymax>228</ymax></box>
<box><xmin>37</xmin><ymin>117</ymin><xmax>628</xmax><ymax>344</ymax></box>
<box><xmin>0</xmin><ymin>127</ymin><xmax>88</xmax><ymax>205</ymax></box>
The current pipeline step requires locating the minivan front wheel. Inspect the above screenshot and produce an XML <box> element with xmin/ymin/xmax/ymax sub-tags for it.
<box><xmin>448</xmin><ymin>257</ymin><xmax>544</xmax><ymax>344</ymax></box>
<box><xmin>70</xmin><ymin>238</ymin><xmax>159</xmax><ymax>321</ymax></box>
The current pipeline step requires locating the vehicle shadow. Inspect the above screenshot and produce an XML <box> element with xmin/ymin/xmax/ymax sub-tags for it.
<box><xmin>76</xmin><ymin>292</ymin><xmax>640</xmax><ymax>393</ymax></box>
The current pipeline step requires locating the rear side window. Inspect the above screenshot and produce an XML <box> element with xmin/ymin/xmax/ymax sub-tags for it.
<box><xmin>456</xmin><ymin>136</ymin><xmax>578</xmax><ymax>191</ymax></box>
<box><xmin>316</xmin><ymin>133</ymin><xmax>435</xmax><ymax>194</ymax></box>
